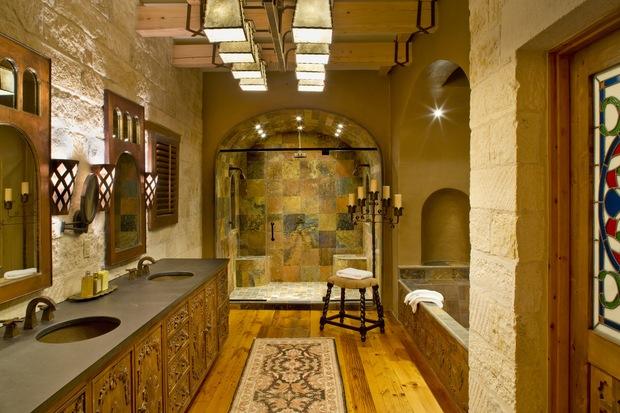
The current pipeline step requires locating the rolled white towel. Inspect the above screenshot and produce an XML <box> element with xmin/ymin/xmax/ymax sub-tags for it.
<box><xmin>4</xmin><ymin>268</ymin><xmax>37</xmax><ymax>280</ymax></box>
<box><xmin>336</xmin><ymin>268</ymin><xmax>373</xmax><ymax>280</ymax></box>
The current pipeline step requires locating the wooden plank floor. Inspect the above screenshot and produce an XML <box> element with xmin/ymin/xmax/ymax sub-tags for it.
<box><xmin>188</xmin><ymin>309</ymin><xmax>452</xmax><ymax>412</ymax></box>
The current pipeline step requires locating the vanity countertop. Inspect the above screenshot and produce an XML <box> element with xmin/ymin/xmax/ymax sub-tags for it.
<box><xmin>0</xmin><ymin>258</ymin><xmax>228</xmax><ymax>413</ymax></box>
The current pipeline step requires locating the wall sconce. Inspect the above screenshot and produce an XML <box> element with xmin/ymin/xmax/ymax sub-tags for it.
<box><xmin>292</xmin><ymin>0</ymin><xmax>333</xmax><ymax>44</ymax></box>
<box><xmin>50</xmin><ymin>159</ymin><xmax>79</xmax><ymax>215</ymax></box>
<box><xmin>203</xmin><ymin>0</ymin><xmax>247</xmax><ymax>43</ymax></box>
<box><xmin>92</xmin><ymin>164</ymin><xmax>116</xmax><ymax>211</ymax></box>
<box><xmin>144</xmin><ymin>172</ymin><xmax>158</xmax><ymax>210</ymax></box>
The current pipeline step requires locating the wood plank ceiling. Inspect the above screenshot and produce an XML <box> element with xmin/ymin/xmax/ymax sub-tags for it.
<box><xmin>136</xmin><ymin>0</ymin><xmax>436</xmax><ymax>72</ymax></box>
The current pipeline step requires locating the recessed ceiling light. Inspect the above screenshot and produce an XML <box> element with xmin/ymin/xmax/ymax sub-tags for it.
<box><xmin>255</xmin><ymin>124</ymin><xmax>261</xmax><ymax>130</ymax></box>
<box><xmin>432</xmin><ymin>107</ymin><xmax>444</xmax><ymax>119</ymax></box>
<box><xmin>297</xmin><ymin>125</ymin><xmax>304</xmax><ymax>131</ymax></box>
<box><xmin>337</xmin><ymin>123</ymin><xmax>343</xmax><ymax>129</ymax></box>
<box><xmin>261</xmin><ymin>132</ymin><xmax>267</xmax><ymax>138</ymax></box>
<box><xmin>296</xmin><ymin>115</ymin><xmax>302</xmax><ymax>122</ymax></box>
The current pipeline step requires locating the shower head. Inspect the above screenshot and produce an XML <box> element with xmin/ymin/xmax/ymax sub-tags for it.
<box><xmin>229</xmin><ymin>166</ymin><xmax>246</xmax><ymax>180</ymax></box>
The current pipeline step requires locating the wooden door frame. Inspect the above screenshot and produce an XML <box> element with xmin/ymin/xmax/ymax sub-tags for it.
<box><xmin>549</xmin><ymin>12</ymin><xmax>620</xmax><ymax>413</ymax></box>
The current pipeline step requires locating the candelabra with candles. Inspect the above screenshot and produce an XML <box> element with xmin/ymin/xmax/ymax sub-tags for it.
<box><xmin>3</xmin><ymin>183</ymin><xmax>30</xmax><ymax>214</ymax></box>
<box><xmin>347</xmin><ymin>179</ymin><xmax>403</xmax><ymax>278</ymax></box>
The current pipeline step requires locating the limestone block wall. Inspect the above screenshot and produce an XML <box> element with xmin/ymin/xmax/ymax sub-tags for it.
<box><xmin>0</xmin><ymin>0</ymin><xmax>202</xmax><ymax>318</ymax></box>
<box><xmin>468</xmin><ymin>0</ymin><xmax>618</xmax><ymax>411</ymax></box>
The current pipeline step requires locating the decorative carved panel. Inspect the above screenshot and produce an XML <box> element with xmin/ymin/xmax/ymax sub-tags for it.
<box><xmin>205</xmin><ymin>280</ymin><xmax>219</xmax><ymax>370</ymax></box>
<box><xmin>92</xmin><ymin>352</ymin><xmax>132</xmax><ymax>413</ymax></box>
<box><xmin>134</xmin><ymin>325</ymin><xmax>163</xmax><ymax>413</ymax></box>
<box><xmin>189</xmin><ymin>289</ymin><xmax>207</xmax><ymax>393</ymax></box>
<box><xmin>168</xmin><ymin>345</ymin><xmax>190</xmax><ymax>392</ymax></box>
<box><xmin>55</xmin><ymin>388</ymin><xmax>87</xmax><ymax>413</ymax></box>
<box><xmin>167</xmin><ymin>325</ymin><xmax>189</xmax><ymax>357</ymax></box>
<box><xmin>167</xmin><ymin>372</ymin><xmax>190</xmax><ymax>413</ymax></box>
<box><xmin>166</xmin><ymin>303</ymin><xmax>189</xmax><ymax>336</ymax></box>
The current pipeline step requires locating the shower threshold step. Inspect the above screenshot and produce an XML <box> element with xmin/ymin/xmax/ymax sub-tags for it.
<box><xmin>230</xmin><ymin>282</ymin><xmax>373</xmax><ymax>304</ymax></box>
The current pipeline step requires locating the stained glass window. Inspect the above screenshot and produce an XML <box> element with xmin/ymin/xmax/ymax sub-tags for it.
<box><xmin>594</xmin><ymin>64</ymin><xmax>620</xmax><ymax>341</ymax></box>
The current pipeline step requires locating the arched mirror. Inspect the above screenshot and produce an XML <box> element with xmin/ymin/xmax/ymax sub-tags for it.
<box><xmin>124</xmin><ymin>112</ymin><xmax>132</xmax><ymax>143</ymax></box>
<box><xmin>0</xmin><ymin>34</ymin><xmax>51</xmax><ymax>304</ymax></box>
<box><xmin>132</xmin><ymin>116</ymin><xmax>141</xmax><ymax>144</ymax></box>
<box><xmin>22</xmin><ymin>69</ymin><xmax>38</xmax><ymax>115</ymax></box>
<box><xmin>0</xmin><ymin>125</ymin><xmax>38</xmax><ymax>283</ymax></box>
<box><xmin>0</xmin><ymin>59</ymin><xmax>17</xmax><ymax>109</ymax></box>
<box><xmin>114</xmin><ymin>153</ymin><xmax>141</xmax><ymax>252</ymax></box>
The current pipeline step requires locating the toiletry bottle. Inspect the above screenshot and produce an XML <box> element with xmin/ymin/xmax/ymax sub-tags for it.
<box><xmin>93</xmin><ymin>272</ymin><xmax>102</xmax><ymax>295</ymax></box>
<box><xmin>99</xmin><ymin>270</ymin><xmax>109</xmax><ymax>291</ymax></box>
<box><xmin>81</xmin><ymin>271</ymin><xmax>94</xmax><ymax>298</ymax></box>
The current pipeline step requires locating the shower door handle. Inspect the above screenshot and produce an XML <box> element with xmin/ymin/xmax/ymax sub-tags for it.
<box><xmin>270</xmin><ymin>222</ymin><xmax>275</xmax><ymax>241</ymax></box>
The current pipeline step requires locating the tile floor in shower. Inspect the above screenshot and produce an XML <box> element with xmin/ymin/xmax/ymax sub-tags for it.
<box><xmin>229</xmin><ymin>282</ymin><xmax>363</xmax><ymax>303</ymax></box>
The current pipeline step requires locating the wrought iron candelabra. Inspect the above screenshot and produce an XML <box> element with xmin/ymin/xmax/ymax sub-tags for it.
<box><xmin>347</xmin><ymin>182</ymin><xmax>404</xmax><ymax>278</ymax></box>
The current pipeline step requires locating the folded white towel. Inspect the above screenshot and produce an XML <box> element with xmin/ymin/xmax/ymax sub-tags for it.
<box><xmin>404</xmin><ymin>289</ymin><xmax>445</xmax><ymax>313</ymax></box>
<box><xmin>4</xmin><ymin>268</ymin><xmax>37</xmax><ymax>280</ymax></box>
<box><xmin>336</xmin><ymin>267</ymin><xmax>373</xmax><ymax>280</ymax></box>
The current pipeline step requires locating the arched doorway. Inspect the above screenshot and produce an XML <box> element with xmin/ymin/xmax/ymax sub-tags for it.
<box><xmin>215</xmin><ymin>109</ymin><xmax>383</xmax><ymax>302</ymax></box>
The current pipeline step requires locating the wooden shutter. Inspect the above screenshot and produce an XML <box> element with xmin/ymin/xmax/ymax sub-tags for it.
<box><xmin>146</xmin><ymin>122</ymin><xmax>180</xmax><ymax>229</ymax></box>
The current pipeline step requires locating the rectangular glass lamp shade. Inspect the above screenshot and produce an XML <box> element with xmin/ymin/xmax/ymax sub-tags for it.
<box><xmin>204</xmin><ymin>0</ymin><xmax>247</xmax><ymax>43</ymax></box>
<box><xmin>292</xmin><ymin>0</ymin><xmax>333</xmax><ymax>44</ymax></box>
<box><xmin>232</xmin><ymin>61</ymin><xmax>265</xmax><ymax>79</ymax></box>
<box><xmin>219</xmin><ymin>27</ymin><xmax>257</xmax><ymax>63</ymax></box>
<box><xmin>240</xmin><ymin>78</ymin><xmax>268</xmax><ymax>91</ymax></box>
<box><xmin>296</xmin><ymin>64</ymin><xmax>326</xmax><ymax>81</ymax></box>
<box><xmin>296</xmin><ymin>43</ymin><xmax>330</xmax><ymax>65</ymax></box>
<box><xmin>298</xmin><ymin>79</ymin><xmax>324</xmax><ymax>92</ymax></box>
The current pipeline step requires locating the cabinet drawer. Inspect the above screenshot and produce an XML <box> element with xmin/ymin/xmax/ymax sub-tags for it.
<box><xmin>168</xmin><ymin>345</ymin><xmax>190</xmax><ymax>392</ymax></box>
<box><xmin>166</xmin><ymin>302</ymin><xmax>189</xmax><ymax>336</ymax></box>
<box><xmin>167</xmin><ymin>322</ymin><xmax>189</xmax><ymax>360</ymax></box>
<box><xmin>167</xmin><ymin>371</ymin><xmax>191</xmax><ymax>413</ymax></box>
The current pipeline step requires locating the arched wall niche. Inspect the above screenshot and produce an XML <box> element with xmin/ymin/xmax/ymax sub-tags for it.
<box><xmin>421</xmin><ymin>188</ymin><xmax>470</xmax><ymax>265</ymax></box>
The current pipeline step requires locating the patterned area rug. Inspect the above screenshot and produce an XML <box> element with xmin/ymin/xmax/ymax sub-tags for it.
<box><xmin>229</xmin><ymin>338</ymin><xmax>347</xmax><ymax>412</ymax></box>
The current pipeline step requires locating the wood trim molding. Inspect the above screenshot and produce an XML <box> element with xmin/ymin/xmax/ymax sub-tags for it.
<box><xmin>548</xmin><ymin>12</ymin><xmax>620</xmax><ymax>413</ymax></box>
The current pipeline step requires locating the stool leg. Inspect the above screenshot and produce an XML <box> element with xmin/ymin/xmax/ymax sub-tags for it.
<box><xmin>320</xmin><ymin>283</ymin><xmax>333</xmax><ymax>331</ymax></box>
<box><xmin>373</xmin><ymin>285</ymin><xmax>385</xmax><ymax>333</ymax></box>
<box><xmin>359</xmin><ymin>288</ymin><xmax>367</xmax><ymax>342</ymax></box>
<box><xmin>339</xmin><ymin>288</ymin><xmax>346</xmax><ymax>323</ymax></box>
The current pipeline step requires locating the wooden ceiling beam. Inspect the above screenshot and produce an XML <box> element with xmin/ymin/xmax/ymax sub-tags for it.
<box><xmin>137</xmin><ymin>1</ymin><xmax>420</xmax><ymax>38</ymax></box>
<box><xmin>171</xmin><ymin>42</ymin><xmax>395</xmax><ymax>69</ymax></box>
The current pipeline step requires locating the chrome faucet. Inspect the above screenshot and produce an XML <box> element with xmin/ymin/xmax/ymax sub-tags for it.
<box><xmin>23</xmin><ymin>296</ymin><xmax>56</xmax><ymax>330</ymax></box>
<box><xmin>137</xmin><ymin>256</ymin><xmax>156</xmax><ymax>277</ymax></box>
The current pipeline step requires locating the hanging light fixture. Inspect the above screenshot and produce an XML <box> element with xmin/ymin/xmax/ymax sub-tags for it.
<box><xmin>203</xmin><ymin>0</ymin><xmax>247</xmax><ymax>43</ymax></box>
<box><xmin>296</xmin><ymin>64</ymin><xmax>326</xmax><ymax>81</ymax></box>
<box><xmin>298</xmin><ymin>79</ymin><xmax>325</xmax><ymax>92</ymax></box>
<box><xmin>292</xmin><ymin>0</ymin><xmax>333</xmax><ymax>44</ymax></box>
<box><xmin>295</xmin><ymin>43</ymin><xmax>330</xmax><ymax>65</ymax></box>
<box><xmin>239</xmin><ymin>77</ymin><xmax>268</xmax><ymax>92</ymax></box>
<box><xmin>219</xmin><ymin>22</ymin><xmax>257</xmax><ymax>63</ymax></box>
<box><xmin>232</xmin><ymin>60</ymin><xmax>266</xmax><ymax>79</ymax></box>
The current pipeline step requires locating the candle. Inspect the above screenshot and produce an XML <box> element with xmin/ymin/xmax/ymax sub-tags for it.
<box><xmin>383</xmin><ymin>185</ymin><xmax>390</xmax><ymax>199</ymax></box>
<box><xmin>21</xmin><ymin>181</ymin><xmax>29</xmax><ymax>195</ymax></box>
<box><xmin>348</xmin><ymin>193</ymin><xmax>355</xmax><ymax>206</ymax></box>
<box><xmin>370</xmin><ymin>179</ymin><xmax>378</xmax><ymax>193</ymax></box>
<box><xmin>357</xmin><ymin>186</ymin><xmax>364</xmax><ymax>199</ymax></box>
<box><xmin>4</xmin><ymin>188</ymin><xmax>12</xmax><ymax>202</ymax></box>
<box><xmin>394</xmin><ymin>194</ymin><xmax>402</xmax><ymax>208</ymax></box>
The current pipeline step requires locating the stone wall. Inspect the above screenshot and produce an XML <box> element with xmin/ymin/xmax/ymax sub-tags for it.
<box><xmin>0</xmin><ymin>0</ymin><xmax>203</xmax><ymax>318</ymax></box>
<box><xmin>468</xmin><ymin>0</ymin><xmax>619</xmax><ymax>411</ymax></box>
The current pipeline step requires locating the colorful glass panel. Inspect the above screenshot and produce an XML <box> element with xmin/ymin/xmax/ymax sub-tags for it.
<box><xmin>594</xmin><ymin>64</ymin><xmax>620</xmax><ymax>341</ymax></box>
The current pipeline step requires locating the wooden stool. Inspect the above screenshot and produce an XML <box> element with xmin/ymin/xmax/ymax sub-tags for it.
<box><xmin>319</xmin><ymin>275</ymin><xmax>385</xmax><ymax>342</ymax></box>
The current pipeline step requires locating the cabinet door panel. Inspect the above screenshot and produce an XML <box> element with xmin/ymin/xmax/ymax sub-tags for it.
<box><xmin>55</xmin><ymin>387</ymin><xmax>88</xmax><ymax>413</ymax></box>
<box><xmin>189</xmin><ymin>289</ymin><xmax>207</xmax><ymax>393</ymax></box>
<box><xmin>134</xmin><ymin>325</ymin><xmax>163</xmax><ymax>413</ymax></box>
<box><xmin>205</xmin><ymin>280</ymin><xmax>218</xmax><ymax>370</ymax></box>
<box><xmin>92</xmin><ymin>352</ymin><xmax>132</xmax><ymax>413</ymax></box>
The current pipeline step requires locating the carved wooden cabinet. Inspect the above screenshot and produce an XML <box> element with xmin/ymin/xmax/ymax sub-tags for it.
<box><xmin>92</xmin><ymin>352</ymin><xmax>132</xmax><ymax>413</ymax></box>
<box><xmin>134</xmin><ymin>325</ymin><xmax>163</xmax><ymax>413</ymax></box>
<box><xmin>48</xmin><ymin>268</ymin><xmax>228</xmax><ymax>413</ymax></box>
<box><xmin>590</xmin><ymin>365</ymin><xmax>620</xmax><ymax>413</ymax></box>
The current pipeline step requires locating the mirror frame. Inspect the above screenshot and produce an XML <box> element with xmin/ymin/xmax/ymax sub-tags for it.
<box><xmin>0</xmin><ymin>34</ymin><xmax>51</xmax><ymax>304</ymax></box>
<box><xmin>103</xmin><ymin>90</ymin><xmax>146</xmax><ymax>266</ymax></box>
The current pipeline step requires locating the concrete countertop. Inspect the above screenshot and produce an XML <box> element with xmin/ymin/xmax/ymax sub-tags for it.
<box><xmin>0</xmin><ymin>258</ymin><xmax>228</xmax><ymax>413</ymax></box>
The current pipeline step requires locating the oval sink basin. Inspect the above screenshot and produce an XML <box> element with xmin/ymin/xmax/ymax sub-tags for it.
<box><xmin>36</xmin><ymin>316</ymin><xmax>121</xmax><ymax>344</ymax></box>
<box><xmin>147</xmin><ymin>272</ymin><xmax>194</xmax><ymax>281</ymax></box>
